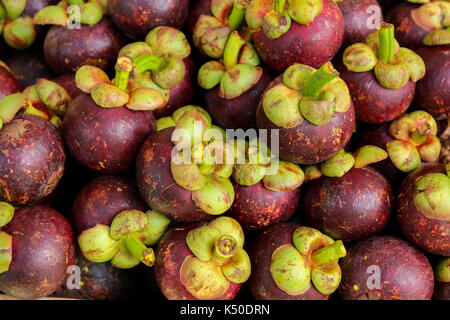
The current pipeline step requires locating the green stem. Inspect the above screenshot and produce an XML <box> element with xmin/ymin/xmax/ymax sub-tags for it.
<box><xmin>275</xmin><ymin>0</ymin><xmax>287</xmax><ymax>13</ymax></box>
<box><xmin>223</xmin><ymin>31</ymin><xmax>246</xmax><ymax>69</ymax></box>
<box><xmin>68</xmin><ymin>0</ymin><xmax>85</xmax><ymax>5</ymax></box>
<box><xmin>113</xmin><ymin>56</ymin><xmax>133</xmax><ymax>91</ymax></box>
<box><xmin>228</xmin><ymin>2</ymin><xmax>246</xmax><ymax>31</ymax></box>
<box><xmin>311</xmin><ymin>240</ymin><xmax>346</xmax><ymax>266</ymax></box>
<box><xmin>122</xmin><ymin>234</ymin><xmax>155</xmax><ymax>267</ymax></box>
<box><xmin>213</xmin><ymin>235</ymin><xmax>237</xmax><ymax>264</ymax></box>
<box><xmin>133</xmin><ymin>54</ymin><xmax>163</xmax><ymax>76</ymax></box>
<box><xmin>378</xmin><ymin>22</ymin><xmax>395</xmax><ymax>64</ymax></box>
<box><xmin>302</xmin><ymin>62</ymin><xmax>339</xmax><ymax>98</ymax></box>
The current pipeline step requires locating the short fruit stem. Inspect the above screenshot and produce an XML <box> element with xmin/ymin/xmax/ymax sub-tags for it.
<box><xmin>228</xmin><ymin>1</ymin><xmax>246</xmax><ymax>30</ymax></box>
<box><xmin>113</xmin><ymin>56</ymin><xmax>133</xmax><ymax>91</ymax></box>
<box><xmin>378</xmin><ymin>22</ymin><xmax>395</xmax><ymax>64</ymax></box>
<box><xmin>311</xmin><ymin>240</ymin><xmax>346</xmax><ymax>266</ymax></box>
<box><xmin>122</xmin><ymin>234</ymin><xmax>155</xmax><ymax>267</ymax></box>
<box><xmin>302</xmin><ymin>62</ymin><xmax>339</xmax><ymax>98</ymax></box>
<box><xmin>417</xmin><ymin>122</ymin><xmax>432</xmax><ymax>136</ymax></box>
<box><xmin>133</xmin><ymin>54</ymin><xmax>163</xmax><ymax>76</ymax></box>
<box><xmin>223</xmin><ymin>31</ymin><xmax>246</xmax><ymax>69</ymax></box>
<box><xmin>275</xmin><ymin>0</ymin><xmax>287</xmax><ymax>13</ymax></box>
<box><xmin>213</xmin><ymin>235</ymin><xmax>238</xmax><ymax>263</ymax></box>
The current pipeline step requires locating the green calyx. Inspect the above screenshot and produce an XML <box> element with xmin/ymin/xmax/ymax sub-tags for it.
<box><xmin>77</xmin><ymin>2</ymin><xmax>104</xmax><ymax>25</ymax></box>
<box><xmin>353</xmin><ymin>145</ymin><xmax>388</xmax><ymax>168</ymax></box>
<box><xmin>75</xmin><ymin>65</ymin><xmax>111</xmax><ymax>93</ymax></box>
<box><xmin>220</xmin><ymin>64</ymin><xmax>263</xmax><ymax>99</ymax></box>
<box><xmin>374</xmin><ymin>57</ymin><xmax>411</xmax><ymax>90</ymax></box>
<box><xmin>198</xmin><ymin>61</ymin><xmax>226</xmax><ymax>89</ymax></box>
<box><xmin>184</xmin><ymin>217</ymin><xmax>250</xmax><ymax>288</ymax></box>
<box><xmin>397</xmin><ymin>48</ymin><xmax>426</xmax><ymax>82</ymax></box>
<box><xmin>343</xmin><ymin>43</ymin><xmax>377</xmax><ymax>72</ymax></box>
<box><xmin>411</xmin><ymin>1</ymin><xmax>450</xmax><ymax>32</ymax></box>
<box><xmin>78</xmin><ymin>224</ymin><xmax>120</xmax><ymax>263</ymax></box>
<box><xmin>435</xmin><ymin>258</ymin><xmax>450</xmax><ymax>283</ymax></box>
<box><xmin>389</xmin><ymin>111</ymin><xmax>441</xmax><ymax>164</ymax></box>
<box><xmin>127</xmin><ymin>88</ymin><xmax>167</xmax><ymax>111</ymax></box>
<box><xmin>321</xmin><ymin>150</ymin><xmax>355</xmax><ymax>178</ymax></box>
<box><xmin>263</xmin><ymin>83</ymin><xmax>303</xmax><ymax>128</ymax></box>
<box><xmin>91</xmin><ymin>83</ymin><xmax>129</xmax><ymax>108</ymax></box>
<box><xmin>35</xmin><ymin>78</ymin><xmax>72</xmax><ymax>118</ymax></box>
<box><xmin>1</xmin><ymin>0</ymin><xmax>26</xmax><ymax>20</ymax></box>
<box><xmin>0</xmin><ymin>231</ymin><xmax>12</xmax><ymax>275</ymax></box>
<box><xmin>118</xmin><ymin>42</ymin><xmax>153</xmax><ymax>60</ymax></box>
<box><xmin>152</xmin><ymin>56</ymin><xmax>186</xmax><ymax>89</ymax></box>
<box><xmin>263</xmin><ymin>161</ymin><xmax>305</xmax><ymax>191</ymax></box>
<box><xmin>287</xmin><ymin>0</ymin><xmax>323</xmax><ymax>25</ymax></box>
<box><xmin>0</xmin><ymin>93</ymin><xmax>25</xmax><ymax>125</ymax></box>
<box><xmin>245</xmin><ymin>0</ymin><xmax>273</xmax><ymax>30</ymax></box>
<box><xmin>193</xmin><ymin>15</ymin><xmax>231</xmax><ymax>59</ymax></box>
<box><xmin>0</xmin><ymin>201</ymin><xmax>14</xmax><ymax>228</ymax></box>
<box><xmin>33</xmin><ymin>5</ymin><xmax>68</xmax><ymax>26</ymax></box>
<box><xmin>3</xmin><ymin>16</ymin><xmax>36</xmax><ymax>50</ymax></box>
<box><xmin>192</xmin><ymin>175</ymin><xmax>235</xmax><ymax>215</ymax></box>
<box><xmin>145</xmin><ymin>26</ymin><xmax>191</xmax><ymax>59</ymax></box>
<box><xmin>136</xmin><ymin>210</ymin><xmax>171</xmax><ymax>246</ymax></box>
<box><xmin>386</xmin><ymin>140</ymin><xmax>421</xmax><ymax>172</ymax></box>
<box><xmin>424</xmin><ymin>28</ymin><xmax>450</xmax><ymax>46</ymax></box>
<box><xmin>110</xmin><ymin>210</ymin><xmax>148</xmax><ymax>241</ymax></box>
<box><xmin>262</xmin><ymin>11</ymin><xmax>291</xmax><ymax>40</ymax></box>
<box><xmin>413</xmin><ymin>173</ymin><xmax>450</xmax><ymax>220</ymax></box>
<box><xmin>304</xmin><ymin>164</ymin><xmax>323</xmax><ymax>182</ymax></box>
<box><xmin>211</xmin><ymin>0</ymin><xmax>234</xmax><ymax>22</ymax></box>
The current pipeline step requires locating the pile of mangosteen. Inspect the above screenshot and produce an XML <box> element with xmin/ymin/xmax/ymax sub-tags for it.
<box><xmin>0</xmin><ymin>0</ymin><xmax>448</xmax><ymax>303</ymax></box>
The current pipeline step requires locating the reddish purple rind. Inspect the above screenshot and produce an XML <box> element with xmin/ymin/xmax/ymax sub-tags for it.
<box><xmin>303</xmin><ymin>167</ymin><xmax>392</xmax><ymax>241</ymax></box>
<box><xmin>433</xmin><ymin>281</ymin><xmax>450</xmax><ymax>300</ymax></box>
<box><xmin>414</xmin><ymin>46</ymin><xmax>450</xmax><ymax>120</ymax></box>
<box><xmin>0</xmin><ymin>114</ymin><xmax>65</xmax><ymax>206</ymax></box>
<box><xmin>154</xmin><ymin>57</ymin><xmax>196</xmax><ymax>118</ymax></box>
<box><xmin>187</xmin><ymin>0</ymin><xmax>212</xmax><ymax>36</ymax></box>
<box><xmin>71</xmin><ymin>175</ymin><xmax>148</xmax><ymax>234</ymax></box>
<box><xmin>154</xmin><ymin>223</ymin><xmax>242</xmax><ymax>300</ymax></box>
<box><xmin>249</xmin><ymin>222</ymin><xmax>329</xmax><ymax>300</ymax></box>
<box><xmin>356</xmin><ymin>123</ymin><xmax>406</xmax><ymax>187</ymax></box>
<box><xmin>229</xmin><ymin>181</ymin><xmax>301</xmax><ymax>230</ymax></box>
<box><xmin>6</xmin><ymin>52</ymin><xmax>54</xmax><ymax>87</ymax></box>
<box><xmin>0</xmin><ymin>65</ymin><xmax>23</xmax><ymax>100</ymax></box>
<box><xmin>51</xmin><ymin>252</ymin><xmax>135</xmax><ymax>300</ymax></box>
<box><xmin>397</xmin><ymin>164</ymin><xmax>450</xmax><ymax>256</ymax></box>
<box><xmin>52</xmin><ymin>74</ymin><xmax>84</xmax><ymax>100</ymax></box>
<box><xmin>205</xmin><ymin>67</ymin><xmax>274</xmax><ymax>130</ymax></box>
<box><xmin>338</xmin><ymin>0</ymin><xmax>383</xmax><ymax>46</ymax></box>
<box><xmin>0</xmin><ymin>206</ymin><xmax>76</xmax><ymax>299</ymax></box>
<box><xmin>256</xmin><ymin>75</ymin><xmax>355</xmax><ymax>164</ymax></box>
<box><xmin>339</xmin><ymin>235</ymin><xmax>434</xmax><ymax>300</ymax></box>
<box><xmin>63</xmin><ymin>94</ymin><xmax>156</xmax><ymax>174</ymax></box>
<box><xmin>135</xmin><ymin>128</ymin><xmax>209</xmax><ymax>223</ymax></box>
<box><xmin>385</xmin><ymin>2</ymin><xmax>428</xmax><ymax>50</ymax></box>
<box><xmin>253</xmin><ymin>0</ymin><xmax>344</xmax><ymax>71</ymax></box>
<box><xmin>44</xmin><ymin>18</ymin><xmax>125</xmax><ymax>75</ymax></box>
<box><xmin>108</xmin><ymin>0</ymin><xmax>190</xmax><ymax>40</ymax></box>
<box><xmin>338</xmin><ymin>63</ymin><xmax>416</xmax><ymax>124</ymax></box>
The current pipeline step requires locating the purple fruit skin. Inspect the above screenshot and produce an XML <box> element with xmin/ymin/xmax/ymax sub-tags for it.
<box><xmin>23</xmin><ymin>0</ymin><xmax>60</xmax><ymax>17</ymax></box>
<box><xmin>0</xmin><ymin>206</ymin><xmax>76</xmax><ymax>299</ymax></box>
<box><xmin>397</xmin><ymin>164</ymin><xmax>450</xmax><ymax>257</ymax></box>
<box><xmin>339</xmin><ymin>236</ymin><xmax>434</xmax><ymax>300</ymax></box>
<box><xmin>63</xmin><ymin>94</ymin><xmax>156</xmax><ymax>174</ymax></box>
<box><xmin>136</xmin><ymin>127</ymin><xmax>209</xmax><ymax>223</ymax></box>
<box><xmin>71</xmin><ymin>175</ymin><xmax>148</xmax><ymax>234</ymax></box>
<box><xmin>0</xmin><ymin>65</ymin><xmax>23</xmax><ymax>99</ymax></box>
<box><xmin>256</xmin><ymin>75</ymin><xmax>355</xmax><ymax>164</ymax></box>
<box><xmin>433</xmin><ymin>282</ymin><xmax>450</xmax><ymax>300</ymax></box>
<box><xmin>0</xmin><ymin>114</ymin><xmax>65</xmax><ymax>206</ymax></box>
<box><xmin>155</xmin><ymin>223</ymin><xmax>242</xmax><ymax>300</ymax></box>
<box><xmin>204</xmin><ymin>67</ymin><xmax>274</xmax><ymax>130</ymax></box>
<box><xmin>249</xmin><ymin>223</ymin><xmax>329</xmax><ymax>300</ymax></box>
<box><xmin>303</xmin><ymin>167</ymin><xmax>392</xmax><ymax>241</ymax></box>
<box><xmin>187</xmin><ymin>0</ymin><xmax>212</xmax><ymax>36</ymax></box>
<box><xmin>108</xmin><ymin>0</ymin><xmax>190</xmax><ymax>40</ymax></box>
<box><xmin>6</xmin><ymin>51</ymin><xmax>54</xmax><ymax>87</ymax></box>
<box><xmin>229</xmin><ymin>181</ymin><xmax>301</xmax><ymax>230</ymax></box>
<box><xmin>338</xmin><ymin>0</ymin><xmax>383</xmax><ymax>46</ymax></box>
<box><xmin>414</xmin><ymin>46</ymin><xmax>450</xmax><ymax>120</ymax></box>
<box><xmin>44</xmin><ymin>18</ymin><xmax>125</xmax><ymax>75</ymax></box>
<box><xmin>52</xmin><ymin>74</ymin><xmax>84</xmax><ymax>100</ymax></box>
<box><xmin>253</xmin><ymin>0</ymin><xmax>344</xmax><ymax>71</ymax></box>
<box><xmin>338</xmin><ymin>63</ymin><xmax>416</xmax><ymax>124</ymax></box>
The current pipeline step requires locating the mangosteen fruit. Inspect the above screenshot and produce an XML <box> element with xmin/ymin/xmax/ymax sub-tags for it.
<box><xmin>198</xmin><ymin>31</ymin><xmax>274</xmax><ymax>129</ymax></box>
<box><xmin>118</xmin><ymin>26</ymin><xmax>196</xmax><ymax>118</ymax></box>
<box><xmin>229</xmin><ymin>137</ymin><xmax>303</xmax><ymax>230</ymax></box>
<box><xmin>52</xmin><ymin>73</ymin><xmax>84</xmax><ymax>100</ymax></box>
<box><xmin>256</xmin><ymin>62</ymin><xmax>355</xmax><ymax>164</ymax></box>
<box><xmin>154</xmin><ymin>216</ymin><xmax>251</xmax><ymax>300</ymax></box>
<box><xmin>51</xmin><ymin>251</ymin><xmax>136</xmax><ymax>300</ymax></box>
<box><xmin>433</xmin><ymin>258</ymin><xmax>450</xmax><ymax>300</ymax></box>
<box><xmin>192</xmin><ymin>0</ymin><xmax>249</xmax><ymax>60</ymax></box>
<box><xmin>414</xmin><ymin>36</ymin><xmax>450</xmax><ymax>120</ymax></box>
<box><xmin>339</xmin><ymin>235</ymin><xmax>434</xmax><ymax>300</ymax></box>
<box><xmin>108</xmin><ymin>0</ymin><xmax>189</xmax><ymax>40</ymax></box>
<box><xmin>385</xmin><ymin>1</ymin><xmax>449</xmax><ymax>49</ymax></box>
<box><xmin>0</xmin><ymin>0</ymin><xmax>37</xmax><ymax>50</ymax></box>
<box><xmin>249</xmin><ymin>0</ymin><xmax>344</xmax><ymax>71</ymax></box>
<box><xmin>249</xmin><ymin>223</ymin><xmax>346</xmax><ymax>300</ymax></box>
<box><xmin>0</xmin><ymin>63</ymin><xmax>23</xmax><ymax>99</ymax></box>
<box><xmin>337</xmin><ymin>0</ymin><xmax>384</xmax><ymax>46</ymax></box>
<box><xmin>0</xmin><ymin>91</ymin><xmax>66</xmax><ymax>206</ymax></box>
<box><xmin>303</xmin><ymin>146</ymin><xmax>392</xmax><ymax>241</ymax></box>
<box><xmin>339</xmin><ymin>22</ymin><xmax>425</xmax><ymax>124</ymax></box>
<box><xmin>136</xmin><ymin>105</ymin><xmax>236</xmax><ymax>223</ymax></box>
<box><xmin>187</xmin><ymin>0</ymin><xmax>212</xmax><ymax>36</ymax></box>
<box><xmin>64</xmin><ymin>57</ymin><xmax>157</xmax><ymax>174</ymax></box>
<box><xmin>6</xmin><ymin>51</ymin><xmax>54</xmax><ymax>87</ymax></box>
<box><xmin>0</xmin><ymin>205</ymin><xmax>76</xmax><ymax>299</ymax></box>
<box><xmin>33</xmin><ymin>3</ymin><xmax>125</xmax><ymax>74</ymax></box>
<box><xmin>397</xmin><ymin>163</ymin><xmax>449</xmax><ymax>256</ymax></box>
